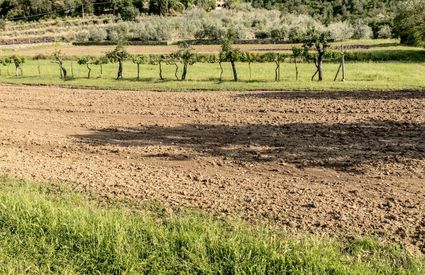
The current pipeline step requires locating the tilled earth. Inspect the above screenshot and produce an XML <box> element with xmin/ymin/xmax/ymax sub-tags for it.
<box><xmin>0</xmin><ymin>84</ymin><xmax>424</xmax><ymax>252</ymax></box>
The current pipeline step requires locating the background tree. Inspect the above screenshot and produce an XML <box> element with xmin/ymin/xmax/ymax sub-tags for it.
<box><xmin>394</xmin><ymin>0</ymin><xmax>425</xmax><ymax>46</ymax></box>
<box><xmin>52</xmin><ymin>50</ymin><xmax>68</xmax><ymax>79</ymax></box>
<box><xmin>77</xmin><ymin>56</ymin><xmax>95</xmax><ymax>79</ymax></box>
<box><xmin>148</xmin><ymin>0</ymin><xmax>184</xmax><ymax>16</ymax></box>
<box><xmin>303</xmin><ymin>28</ymin><xmax>331</xmax><ymax>81</ymax></box>
<box><xmin>131</xmin><ymin>54</ymin><xmax>146</xmax><ymax>80</ymax></box>
<box><xmin>115</xmin><ymin>0</ymin><xmax>139</xmax><ymax>21</ymax></box>
<box><xmin>106</xmin><ymin>45</ymin><xmax>130</xmax><ymax>80</ymax></box>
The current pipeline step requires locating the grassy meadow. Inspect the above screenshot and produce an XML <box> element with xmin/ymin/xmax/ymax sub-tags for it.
<box><xmin>0</xmin><ymin>40</ymin><xmax>424</xmax><ymax>92</ymax></box>
<box><xmin>0</xmin><ymin>177</ymin><xmax>423</xmax><ymax>274</ymax></box>
<box><xmin>0</xmin><ymin>60</ymin><xmax>424</xmax><ymax>91</ymax></box>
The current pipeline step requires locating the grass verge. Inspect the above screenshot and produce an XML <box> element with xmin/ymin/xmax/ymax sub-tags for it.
<box><xmin>0</xmin><ymin>177</ymin><xmax>424</xmax><ymax>274</ymax></box>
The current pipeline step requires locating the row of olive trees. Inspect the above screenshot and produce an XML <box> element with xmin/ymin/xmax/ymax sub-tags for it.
<box><xmin>5</xmin><ymin>47</ymin><xmax>343</xmax><ymax>83</ymax></box>
<box><xmin>13</xmin><ymin>27</ymin><xmax>344</xmax><ymax>82</ymax></box>
<box><xmin>75</xmin><ymin>9</ymin><xmax>380</xmax><ymax>43</ymax></box>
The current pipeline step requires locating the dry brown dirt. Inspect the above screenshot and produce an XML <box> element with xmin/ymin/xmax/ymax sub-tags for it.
<box><xmin>0</xmin><ymin>84</ymin><xmax>424</xmax><ymax>252</ymax></box>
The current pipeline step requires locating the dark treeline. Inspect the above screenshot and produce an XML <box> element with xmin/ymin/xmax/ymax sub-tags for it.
<box><xmin>0</xmin><ymin>0</ymin><xmax>396</xmax><ymax>21</ymax></box>
<box><xmin>0</xmin><ymin>0</ymin><xmax>144</xmax><ymax>20</ymax></box>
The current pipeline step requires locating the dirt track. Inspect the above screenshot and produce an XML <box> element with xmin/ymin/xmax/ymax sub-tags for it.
<box><xmin>0</xmin><ymin>84</ymin><xmax>424</xmax><ymax>252</ymax></box>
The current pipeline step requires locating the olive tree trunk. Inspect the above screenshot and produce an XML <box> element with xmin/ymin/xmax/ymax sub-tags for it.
<box><xmin>181</xmin><ymin>63</ymin><xmax>188</xmax><ymax>80</ymax></box>
<box><xmin>317</xmin><ymin>55</ymin><xmax>323</xmax><ymax>81</ymax></box>
<box><xmin>294</xmin><ymin>58</ymin><xmax>299</xmax><ymax>80</ymax></box>
<box><xmin>159</xmin><ymin>61</ymin><xmax>164</xmax><ymax>80</ymax></box>
<box><xmin>174</xmin><ymin>63</ymin><xmax>179</xmax><ymax>80</ymax></box>
<box><xmin>60</xmin><ymin>63</ymin><xmax>67</xmax><ymax>79</ymax></box>
<box><xmin>219</xmin><ymin>61</ymin><xmax>223</xmax><ymax>81</ymax></box>
<box><xmin>86</xmin><ymin>64</ymin><xmax>92</xmax><ymax>79</ymax></box>
<box><xmin>231</xmin><ymin>60</ymin><xmax>238</xmax><ymax>82</ymax></box>
<box><xmin>116</xmin><ymin>60</ymin><xmax>123</xmax><ymax>80</ymax></box>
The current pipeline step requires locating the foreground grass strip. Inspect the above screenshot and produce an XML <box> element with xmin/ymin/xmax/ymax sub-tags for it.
<box><xmin>0</xmin><ymin>178</ymin><xmax>423</xmax><ymax>274</ymax></box>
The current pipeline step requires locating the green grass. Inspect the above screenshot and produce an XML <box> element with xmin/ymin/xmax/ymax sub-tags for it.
<box><xmin>1</xmin><ymin>60</ymin><xmax>425</xmax><ymax>91</ymax></box>
<box><xmin>0</xmin><ymin>177</ymin><xmax>424</xmax><ymax>274</ymax></box>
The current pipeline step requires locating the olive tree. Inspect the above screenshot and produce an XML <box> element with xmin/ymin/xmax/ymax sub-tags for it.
<box><xmin>10</xmin><ymin>55</ymin><xmax>24</xmax><ymax>77</ymax></box>
<box><xmin>131</xmin><ymin>55</ymin><xmax>146</xmax><ymax>80</ymax></box>
<box><xmin>241</xmin><ymin>52</ymin><xmax>256</xmax><ymax>81</ymax></box>
<box><xmin>176</xmin><ymin>42</ymin><xmax>196</xmax><ymax>80</ymax></box>
<box><xmin>52</xmin><ymin>50</ymin><xmax>68</xmax><ymax>79</ymax></box>
<box><xmin>105</xmin><ymin>45</ymin><xmax>130</xmax><ymax>80</ymax></box>
<box><xmin>77</xmin><ymin>56</ymin><xmax>95</xmax><ymax>79</ymax></box>
<box><xmin>167</xmin><ymin>53</ymin><xmax>180</xmax><ymax>80</ymax></box>
<box><xmin>291</xmin><ymin>47</ymin><xmax>307</xmax><ymax>81</ymax></box>
<box><xmin>303</xmin><ymin>28</ymin><xmax>331</xmax><ymax>81</ymax></box>
<box><xmin>220</xmin><ymin>38</ymin><xmax>241</xmax><ymax>82</ymax></box>
<box><xmin>149</xmin><ymin>55</ymin><xmax>166</xmax><ymax>81</ymax></box>
<box><xmin>93</xmin><ymin>56</ymin><xmax>109</xmax><ymax>78</ymax></box>
<box><xmin>270</xmin><ymin>53</ymin><xmax>285</xmax><ymax>81</ymax></box>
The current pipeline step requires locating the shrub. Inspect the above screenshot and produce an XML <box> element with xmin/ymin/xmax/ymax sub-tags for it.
<box><xmin>255</xmin><ymin>31</ymin><xmax>270</xmax><ymax>39</ymax></box>
<box><xmin>0</xmin><ymin>19</ymin><xmax>6</xmax><ymax>30</ymax></box>
<box><xmin>227</xmin><ymin>23</ymin><xmax>247</xmax><ymax>39</ymax></box>
<box><xmin>134</xmin><ymin>19</ymin><xmax>172</xmax><ymax>41</ymax></box>
<box><xmin>32</xmin><ymin>54</ymin><xmax>47</xmax><ymax>60</ymax></box>
<box><xmin>88</xmin><ymin>26</ymin><xmax>107</xmax><ymax>42</ymax></box>
<box><xmin>378</xmin><ymin>25</ymin><xmax>392</xmax><ymax>39</ymax></box>
<box><xmin>352</xmin><ymin>21</ymin><xmax>373</xmax><ymax>39</ymax></box>
<box><xmin>328</xmin><ymin>21</ymin><xmax>354</xmax><ymax>41</ymax></box>
<box><xmin>270</xmin><ymin>25</ymin><xmax>289</xmax><ymax>40</ymax></box>
<box><xmin>106</xmin><ymin>22</ymin><xmax>129</xmax><ymax>42</ymax></box>
<box><xmin>283</xmin><ymin>14</ymin><xmax>325</xmax><ymax>42</ymax></box>
<box><xmin>194</xmin><ymin>19</ymin><xmax>226</xmax><ymax>40</ymax></box>
<box><xmin>194</xmin><ymin>0</ymin><xmax>216</xmax><ymax>11</ymax></box>
<box><xmin>75</xmin><ymin>30</ymin><xmax>89</xmax><ymax>42</ymax></box>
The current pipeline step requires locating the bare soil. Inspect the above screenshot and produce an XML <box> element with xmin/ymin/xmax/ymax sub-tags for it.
<box><xmin>0</xmin><ymin>84</ymin><xmax>424</xmax><ymax>252</ymax></box>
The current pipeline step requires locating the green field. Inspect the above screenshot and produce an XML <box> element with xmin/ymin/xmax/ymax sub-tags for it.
<box><xmin>0</xmin><ymin>177</ymin><xmax>423</xmax><ymax>274</ymax></box>
<box><xmin>0</xmin><ymin>59</ymin><xmax>425</xmax><ymax>91</ymax></box>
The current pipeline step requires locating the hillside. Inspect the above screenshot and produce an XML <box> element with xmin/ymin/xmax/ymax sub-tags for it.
<box><xmin>0</xmin><ymin>8</ymin><xmax>396</xmax><ymax>46</ymax></box>
<box><xmin>0</xmin><ymin>0</ymin><xmax>396</xmax><ymax>22</ymax></box>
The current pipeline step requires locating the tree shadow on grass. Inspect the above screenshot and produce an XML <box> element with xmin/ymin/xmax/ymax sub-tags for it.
<box><xmin>341</xmin><ymin>43</ymin><xmax>400</xmax><ymax>50</ymax></box>
<box><xmin>73</xmin><ymin>120</ymin><xmax>425</xmax><ymax>173</ymax></box>
<box><xmin>124</xmin><ymin>77</ymin><xmax>177</xmax><ymax>83</ymax></box>
<box><xmin>237</xmin><ymin>90</ymin><xmax>425</xmax><ymax>101</ymax></box>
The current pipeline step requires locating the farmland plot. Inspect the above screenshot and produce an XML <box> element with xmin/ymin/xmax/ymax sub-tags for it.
<box><xmin>0</xmin><ymin>84</ymin><xmax>424</xmax><ymax>252</ymax></box>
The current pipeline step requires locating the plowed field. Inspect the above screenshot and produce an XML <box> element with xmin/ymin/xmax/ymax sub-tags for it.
<box><xmin>0</xmin><ymin>84</ymin><xmax>424</xmax><ymax>252</ymax></box>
